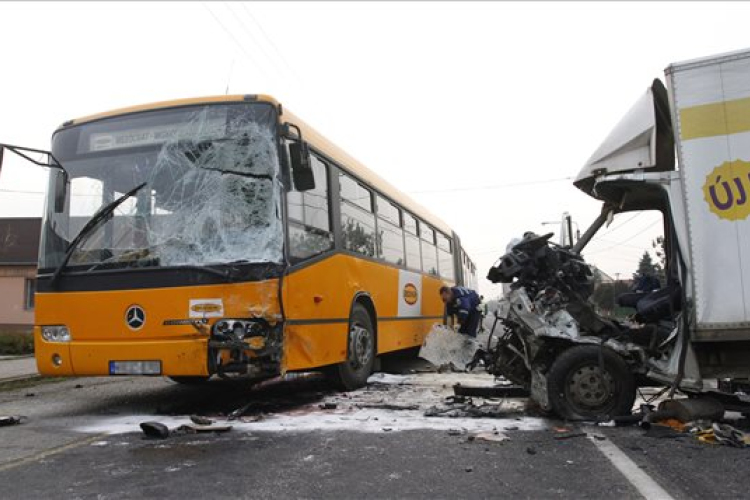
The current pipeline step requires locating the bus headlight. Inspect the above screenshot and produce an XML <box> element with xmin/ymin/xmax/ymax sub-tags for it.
<box><xmin>41</xmin><ymin>325</ymin><xmax>71</xmax><ymax>342</ymax></box>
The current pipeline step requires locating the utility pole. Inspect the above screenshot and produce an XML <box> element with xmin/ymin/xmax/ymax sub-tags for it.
<box><xmin>613</xmin><ymin>272</ymin><xmax>621</xmax><ymax>313</ymax></box>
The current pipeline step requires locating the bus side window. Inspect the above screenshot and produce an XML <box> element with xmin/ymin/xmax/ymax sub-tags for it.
<box><xmin>340</xmin><ymin>172</ymin><xmax>376</xmax><ymax>257</ymax></box>
<box><xmin>376</xmin><ymin>195</ymin><xmax>405</xmax><ymax>265</ymax></box>
<box><xmin>437</xmin><ymin>233</ymin><xmax>454</xmax><ymax>281</ymax></box>
<box><xmin>287</xmin><ymin>155</ymin><xmax>333</xmax><ymax>262</ymax></box>
<box><xmin>420</xmin><ymin>223</ymin><xmax>438</xmax><ymax>276</ymax></box>
<box><xmin>403</xmin><ymin>212</ymin><xmax>421</xmax><ymax>271</ymax></box>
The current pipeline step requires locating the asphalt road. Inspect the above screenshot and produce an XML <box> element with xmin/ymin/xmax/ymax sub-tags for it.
<box><xmin>0</xmin><ymin>363</ymin><xmax>748</xmax><ymax>499</ymax></box>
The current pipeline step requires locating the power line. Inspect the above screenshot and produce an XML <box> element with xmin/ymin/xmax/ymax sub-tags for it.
<box><xmin>0</xmin><ymin>188</ymin><xmax>45</xmax><ymax>195</ymax></box>
<box><xmin>225</xmin><ymin>3</ymin><xmax>287</xmax><ymax>83</ymax></box>
<box><xmin>588</xmin><ymin>211</ymin><xmax>644</xmax><ymax>242</ymax></box>
<box><xmin>239</xmin><ymin>3</ymin><xmax>303</xmax><ymax>84</ymax></box>
<box><xmin>584</xmin><ymin>220</ymin><xmax>661</xmax><ymax>256</ymax></box>
<box><xmin>408</xmin><ymin>176</ymin><xmax>574</xmax><ymax>194</ymax></box>
<box><xmin>203</xmin><ymin>2</ymin><xmax>265</xmax><ymax>78</ymax></box>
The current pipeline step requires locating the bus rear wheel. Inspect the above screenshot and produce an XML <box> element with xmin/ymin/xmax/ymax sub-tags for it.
<box><xmin>331</xmin><ymin>304</ymin><xmax>376</xmax><ymax>391</ymax></box>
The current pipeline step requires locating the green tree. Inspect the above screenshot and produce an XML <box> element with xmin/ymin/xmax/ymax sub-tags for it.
<box><xmin>651</xmin><ymin>236</ymin><xmax>667</xmax><ymax>285</ymax></box>
<box><xmin>633</xmin><ymin>251</ymin><xmax>661</xmax><ymax>286</ymax></box>
<box><xmin>590</xmin><ymin>267</ymin><xmax>632</xmax><ymax>316</ymax></box>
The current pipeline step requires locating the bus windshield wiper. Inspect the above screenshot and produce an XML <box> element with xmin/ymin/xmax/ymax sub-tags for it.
<box><xmin>49</xmin><ymin>182</ymin><xmax>148</xmax><ymax>288</ymax></box>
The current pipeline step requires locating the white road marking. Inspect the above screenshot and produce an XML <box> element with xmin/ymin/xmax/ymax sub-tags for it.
<box><xmin>588</xmin><ymin>434</ymin><xmax>676</xmax><ymax>500</ymax></box>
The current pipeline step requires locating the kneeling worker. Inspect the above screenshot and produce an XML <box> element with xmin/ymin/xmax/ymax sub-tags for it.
<box><xmin>439</xmin><ymin>286</ymin><xmax>481</xmax><ymax>338</ymax></box>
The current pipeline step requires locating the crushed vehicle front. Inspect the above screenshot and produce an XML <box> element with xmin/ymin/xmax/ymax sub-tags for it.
<box><xmin>483</xmin><ymin>80</ymin><xmax>696</xmax><ymax>420</ymax></box>
<box><xmin>34</xmin><ymin>97</ymin><xmax>288</xmax><ymax>380</ymax></box>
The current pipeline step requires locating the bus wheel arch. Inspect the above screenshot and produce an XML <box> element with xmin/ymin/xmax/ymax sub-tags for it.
<box><xmin>328</xmin><ymin>294</ymin><xmax>377</xmax><ymax>391</ymax></box>
<box><xmin>352</xmin><ymin>292</ymin><xmax>378</xmax><ymax>351</ymax></box>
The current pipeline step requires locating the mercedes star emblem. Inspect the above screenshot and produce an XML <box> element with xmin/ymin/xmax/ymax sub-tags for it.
<box><xmin>125</xmin><ymin>305</ymin><xmax>146</xmax><ymax>330</ymax></box>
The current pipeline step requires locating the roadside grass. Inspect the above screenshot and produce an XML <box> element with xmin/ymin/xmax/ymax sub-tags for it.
<box><xmin>0</xmin><ymin>376</ymin><xmax>67</xmax><ymax>392</ymax></box>
<box><xmin>0</xmin><ymin>329</ymin><xmax>34</xmax><ymax>356</ymax></box>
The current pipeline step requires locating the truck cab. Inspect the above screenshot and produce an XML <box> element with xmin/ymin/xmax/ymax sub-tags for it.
<box><xmin>486</xmin><ymin>48</ymin><xmax>750</xmax><ymax>419</ymax></box>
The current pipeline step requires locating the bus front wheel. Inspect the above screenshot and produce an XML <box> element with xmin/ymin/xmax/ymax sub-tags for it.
<box><xmin>331</xmin><ymin>304</ymin><xmax>376</xmax><ymax>391</ymax></box>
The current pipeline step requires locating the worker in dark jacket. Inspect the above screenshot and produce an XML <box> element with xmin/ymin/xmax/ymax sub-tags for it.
<box><xmin>440</xmin><ymin>286</ymin><xmax>482</xmax><ymax>337</ymax></box>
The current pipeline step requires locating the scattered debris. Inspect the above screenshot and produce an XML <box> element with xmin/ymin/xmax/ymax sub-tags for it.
<box><xmin>355</xmin><ymin>403</ymin><xmax>419</xmax><ymax>411</ymax></box>
<box><xmin>657</xmin><ymin>398</ymin><xmax>725</xmax><ymax>423</ymax></box>
<box><xmin>74</xmin><ymin>384</ymin><xmax>83</xmax><ymax>389</ymax></box>
<box><xmin>644</xmin><ymin>424</ymin><xmax>685</xmax><ymax>439</ymax></box>
<box><xmin>447</xmin><ymin>428</ymin><xmax>463</xmax><ymax>436</ymax></box>
<box><xmin>471</xmin><ymin>431</ymin><xmax>508</xmax><ymax>443</ymax></box>
<box><xmin>178</xmin><ymin>423</ymin><xmax>232</xmax><ymax>433</ymax></box>
<box><xmin>77</xmin><ymin>371</ymin><xmax>548</xmax><ymax>435</ymax></box>
<box><xmin>140</xmin><ymin>421</ymin><xmax>170</xmax><ymax>439</ymax></box>
<box><xmin>553</xmin><ymin>431</ymin><xmax>587</xmax><ymax>441</ymax></box>
<box><xmin>0</xmin><ymin>415</ymin><xmax>25</xmax><ymax>427</ymax></box>
<box><xmin>228</xmin><ymin>402</ymin><xmax>254</xmax><ymax>421</ymax></box>
<box><xmin>526</xmin><ymin>446</ymin><xmax>537</xmax><ymax>455</ymax></box>
<box><xmin>453</xmin><ymin>384</ymin><xmax>529</xmax><ymax>399</ymax></box>
<box><xmin>692</xmin><ymin>422</ymin><xmax>750</xmax><ymax>448</ymax></box>
<box><xmin>465</xmin><ymin>466</ymin><xmax>474</xmax><ymax>473</ymax></box>
<box><xmin>319</xmin><ymin>403</ymin><xmax>337</xmax><ymax>410</ymax></box>
<box><xmin>425</xmin><ymin>396</ymin><xmax>511</xmax><ymax>419</ymax></box>
<box><xmin>190</xmin><ymin>415</ymin><xmax>214</xmax><ymax>426</ymax></box>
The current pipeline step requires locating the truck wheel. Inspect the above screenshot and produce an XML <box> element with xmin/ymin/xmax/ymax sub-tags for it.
<box><xmin>547</xmin><ymin>345</ymin><xmax>635</xmax><ymax>421</ymax></box>
<box><xmin>169</xmin><ymin>376</ymin><xmax>211</xmax><ymax>385</ymax></box>
<box><xmin>331</xmin><ymin>304</ymin><xmax>376</xmax><ymax>391</ymax></box>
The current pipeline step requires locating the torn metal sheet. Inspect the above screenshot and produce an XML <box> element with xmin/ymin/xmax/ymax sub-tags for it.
<box><xmin>419</xmin><ymin>325</ymin><xmax>481</xmax><ymax>370</ymax></box>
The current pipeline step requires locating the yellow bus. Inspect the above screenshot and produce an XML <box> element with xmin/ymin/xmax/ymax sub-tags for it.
<box><xmin>2</xmin><ymin>94</ymin><xmax>477</xmax><ymax>389</ymax></box>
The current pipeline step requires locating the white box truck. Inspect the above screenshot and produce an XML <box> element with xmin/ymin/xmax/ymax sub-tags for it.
<box><xmin>486</xmin><ymin>48</ymin><xmax>750</xmax><ymax>420</ymax></box>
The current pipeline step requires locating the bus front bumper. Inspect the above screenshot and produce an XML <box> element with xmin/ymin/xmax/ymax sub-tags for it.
<box><xmin>35</xmin><ymin>332</ymin><xmax>211</xmax><ymax>377</ymax></box>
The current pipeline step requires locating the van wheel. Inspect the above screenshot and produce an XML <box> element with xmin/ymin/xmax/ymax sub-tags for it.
<box><xmin>331</xmin><ymin>304</ymin><xmax>376</xmax><ymax>391</ymax></box>
<box><xmin>169</xmin><ymin>376</ymin><xmax>211</xmax><ymax>385</ymax></box>
<box><xmin>547</xmin><ymin>345</ymin><xmax>635</xmax><ymax>421</ymax></box>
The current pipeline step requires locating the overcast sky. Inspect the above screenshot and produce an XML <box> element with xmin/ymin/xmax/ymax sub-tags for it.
<box><xmin>1</xmin><ymin>1</ymin><xmax>749</xmax><ymax>295</ymax></box>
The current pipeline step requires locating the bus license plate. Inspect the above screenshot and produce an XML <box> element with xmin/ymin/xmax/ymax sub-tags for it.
<box><xmin>109</xmin><ymin>360</ymin><xmax>162</xmax><ymax>375</ymax></box>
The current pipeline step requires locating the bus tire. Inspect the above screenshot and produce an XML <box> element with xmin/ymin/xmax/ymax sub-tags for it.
<box><xmin>546</xmin><ymin>345</ymin><xmax>635</xmax><ymax>421</ymax></box>
<box><xmin>169</xmin><ymin>376</ymin><xmax>211</xmax><ymax>385</ymax></box>
<box><xmin>332</xmin><ymin>304</ymin><xmax>376</xmax><ymax>391</ymax></box>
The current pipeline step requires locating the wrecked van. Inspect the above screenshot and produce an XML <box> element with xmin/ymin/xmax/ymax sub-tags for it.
<box><xmin>486</xmin><ymin>48</ymin><xmax>750</xmax><ymax>420</ymax></box>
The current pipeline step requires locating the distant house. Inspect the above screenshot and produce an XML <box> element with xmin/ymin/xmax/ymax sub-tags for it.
<box><xmin>0</xmin><ymin>218</ymin><xmax>41</xmax><ymax>333</ymax></box>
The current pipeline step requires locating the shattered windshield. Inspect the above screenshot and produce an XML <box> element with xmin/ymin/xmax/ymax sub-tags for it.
<box><xmin>39</xmin><ymin>102</ymin><xmax>283</xmax><ymax>272</ymax></box>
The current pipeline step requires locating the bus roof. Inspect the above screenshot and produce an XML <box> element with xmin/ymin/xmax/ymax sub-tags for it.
<box><xmin>60</xmin><ymin>94</ymin><xmax>453</xmax><ymax>235</ymax></box>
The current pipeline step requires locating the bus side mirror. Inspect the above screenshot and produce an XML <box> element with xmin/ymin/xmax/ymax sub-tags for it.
<box><xmin>289</xmin><ymin>141</ymin><xmax>315</xmax><ymax>191</ymax></box>
<box><xmin>0</xmin><ymin>146</ymin><xmax>5</xmax><ymax>175</ymax></box>
<box><xmin>54</xmin><ymin>170</ymin><xmax>68</xmax><ymax>213</ymax></box>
